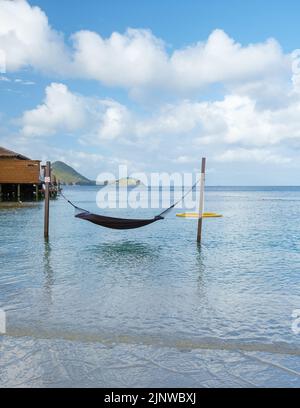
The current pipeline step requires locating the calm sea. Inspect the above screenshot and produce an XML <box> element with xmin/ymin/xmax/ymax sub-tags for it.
<box><xmin>0</xmin><ymin>186</ymin><xmax>300</xmax><ymax>388</ymax></box>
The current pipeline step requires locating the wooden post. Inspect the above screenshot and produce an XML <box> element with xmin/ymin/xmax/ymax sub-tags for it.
<box><xmin>35</xmin><ymin>184</ymin><xmax>39</xmax><ymax>201</ymax></box>
<box><xmin>44</xmin><ymin>161</ymin><xmax>51</xmax><ymax>240</ymax></box>
<box><xmin>197</xmin><ymin>158</ymin><xmax>206</xmax><ymax>244</ymax></box>
<box><xmin>0</xmin><ymin>184</ymin><xmax>2</xmax><ymax>202</ymax></box>
<box><xmin>17</xmin><ymin>184</ymin><xmax>21</xmax><ymax>202</ymax></box>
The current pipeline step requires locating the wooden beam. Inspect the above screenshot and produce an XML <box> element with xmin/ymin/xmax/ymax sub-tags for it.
<box><xmin>17</xmin><ymin>184</ymin><xmax>21</xmax><ymax>201</ymax></box>
<box><xmin>0</xmin><ymin>160</ymin><xmax>40</xmax><ymax>184</ymax></box>
<box><xmin>44</xmin><ymin>162</ymin><xmax>51</xmax><ymax>239</ymax></box>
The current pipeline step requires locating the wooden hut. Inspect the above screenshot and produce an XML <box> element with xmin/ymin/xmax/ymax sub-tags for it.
<box><xmin>0</xmin><ymin>146</ymin><xmax>41</xmax><ymax>201</ymax></box>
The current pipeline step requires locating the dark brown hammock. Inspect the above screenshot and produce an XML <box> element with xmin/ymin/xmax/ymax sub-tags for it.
<box><xmin>60</xmin><ymin>181</ymin><xmax>198</xmax><ymax>230</ymax></box>
<box><xmin>75</xmin><ymin>210</ymin><xmax>164</xmax><ymax>230</ymax></box>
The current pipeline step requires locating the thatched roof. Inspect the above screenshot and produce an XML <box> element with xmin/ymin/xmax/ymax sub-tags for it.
<box><xmin>0</xmin><ymin>146</ymin><xmax>30</xmax><ymax>160</ymax></box>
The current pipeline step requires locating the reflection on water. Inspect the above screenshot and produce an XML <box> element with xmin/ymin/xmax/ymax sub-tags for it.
<box><xmin>43</xmin><ymin>241</ymin><xmax>55</xmax><ymax>305</ymax></box>
<box><xmin>89</xmin><ymin>240</ymin><xmax>159</xmax><ymax>260</ymax></box>
<box><xmin>195</xmin><ymin>246</ymin><xmax>207</xmax><ymax>297</ymax></box>
<box><xmin>1</xmin><ymin>186</ymin><xmax>300</xmax><ymax>387</ymax></box>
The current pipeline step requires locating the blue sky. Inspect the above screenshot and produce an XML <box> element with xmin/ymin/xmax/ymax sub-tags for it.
<box><xmin>1</xmin><ymin>0</ymin><xmax>300</xmax><ymax>184</ymax></box>
<box><xmin>35</xmin><ymin>0</ymin><xmax>300</xmax><ymax>50</ymax></box>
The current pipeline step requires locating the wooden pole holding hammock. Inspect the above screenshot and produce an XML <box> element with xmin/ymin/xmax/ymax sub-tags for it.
<box><xmin>44</xmin><ymin>161</ymin><xmax>51</xmax><ymax>240</ymax></box>
<box><xmin>197</xmin><ymin>158</ymin><xmax>206</xmax><ymax>244</ymax></box>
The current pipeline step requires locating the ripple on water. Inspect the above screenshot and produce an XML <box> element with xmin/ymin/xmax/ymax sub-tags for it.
<box><xmin>1</xmin><ymin>187</ymin><xmax>300</xmax><ymax>387</ymax></box>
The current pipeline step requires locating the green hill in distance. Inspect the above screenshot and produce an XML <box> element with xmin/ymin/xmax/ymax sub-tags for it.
<box><xmin>52</xmin><ymin>161</ymin><xmax>143</xmax><ymax>186</ymax></box>
<box><xmin>52</xmin><ymin>161</ymin><xmax>95</xmax><ymax>185</ymax></box>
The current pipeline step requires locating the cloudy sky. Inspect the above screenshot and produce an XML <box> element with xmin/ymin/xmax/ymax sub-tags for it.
<box><xmin>0</xmin><ymin>0</ymin><xmax>300</xmax><ymax>184</ymax></box>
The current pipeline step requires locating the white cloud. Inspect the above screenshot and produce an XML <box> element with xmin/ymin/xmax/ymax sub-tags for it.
<box><xmin>20</xmin><ymin>82</ymin><xmax>132</xmax><ymax>141</ymax></box>
<box><xmin>172</xmin><ymin>156</ymin><xmax>194</xmax><ymax>164</ymax></box>
<box><xmin>94</xmin><ymin>101</ymin><xmax>132</xmax><ymax>141</ymax></box>
<box><xmin>135</xmin><ymin>95</ymin><xmax>300</xmax><ymax>148</ymax></box>
<box><xmin>170</xmin><ymin>29</ymin><xmax>288</xmax><ymax>91</ymax></box>
<box><xmin>0</xmin><ymin>1</ymin><xmax>292</xmax><ymax>95</ymax></box>
<box><xmin>212</xmin><ymin>94</ymin><xmax>300</xmax><ymax>146</ymax></box>
<box><xmin>71</xmin><ymin>28</ymin><xmax>168</xmax><ymax>89</ymax></box>
<box><xmin>0</xmin><ymin>0</ymin><xmax>70</xmax><ymax>74</ymax></box>
<box><xmin>2</xmin><ymin>1</ymin><xmax>300</xmax><ymax>184</ymax></box>
<box><xmin>0</xmin><ymin>75</ymin><xmax>10</xmax><ymax>82</ymax></box>
<box><xmin>0</xmin><ymin>75</ymin><xmax>35</xmax><ymax>85</ymax></box>
<box><xmin>15</xmin><ymin>83</ymin><xmax>299</xmax><ymax>184</ymax></box>
<box><xmin>14</xmin><ymin>78</ymin><xmax>35</xmax><ymax>85</ymax></box>
<box><xmin>21</xmin><ymin>83</ymin><xmax>86</xmax><ymax>136</ymax></box>
<box><xmin>20</xmin><ymin>83</ymin><xmax>300</xmax><ymax>154</ymax></box>
<box><xmin>214</xmin><ymin>148</ymin><xmax>292</xmax><ymax>164</ymax></box>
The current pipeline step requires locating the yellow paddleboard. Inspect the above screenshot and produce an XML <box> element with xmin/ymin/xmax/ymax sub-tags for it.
<box><xmin>176</xmin><ymin>212</ymin><xmax>223</xmax><ymax>218</ymax></box>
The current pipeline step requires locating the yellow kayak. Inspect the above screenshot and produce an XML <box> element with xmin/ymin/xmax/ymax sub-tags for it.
<box><xmin>176</xmin><ymin>212</ymin><xmax>223</xmax><ymax>218</ymax></box>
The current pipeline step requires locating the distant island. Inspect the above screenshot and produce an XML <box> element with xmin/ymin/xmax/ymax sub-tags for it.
<box><xmin>52</xmin><ymin>161</ymin><xmax>95</xmax><ymax>185</ymax></box>
<box><xmin>113</xmin><ymin>177</ymin><xmax>143</xmax><ymax>187</ymax></box>
<box><xmin>52</xmin><ymin>161</ymin><xmax>142</xmax><ymax>187</ymax></box>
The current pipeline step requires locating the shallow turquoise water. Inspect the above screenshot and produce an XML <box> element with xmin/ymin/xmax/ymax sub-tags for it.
<box><xmin>1</xmin><ymin>186</ymin><xmax>300</xmax><ymax>387</ymax></box>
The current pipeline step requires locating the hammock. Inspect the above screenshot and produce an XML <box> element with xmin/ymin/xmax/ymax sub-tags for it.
<box><xmin>60</xmin><ymin>182</ymin><xmax>199</xmax><ymax>230</ymax></box>
<box><xmin>75</xmin><ymin>211</ymin><xmax>164</xmax><ymax>230</ymax></box>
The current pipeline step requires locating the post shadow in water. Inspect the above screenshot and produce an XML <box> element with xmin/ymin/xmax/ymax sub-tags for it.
<box><xmin>195</xmin><ymin>242</ymin><xmax>208</xmax><ymax>297</ymax></box>
<box><xmin>43</xmin><ymin>240</ymin><xmax>55</xmax><ymax>305</ymax></box>
<box><xmin>84</xmin><ymin>240</ymin><xmax>164</xmax><ymax>282</ymax></box>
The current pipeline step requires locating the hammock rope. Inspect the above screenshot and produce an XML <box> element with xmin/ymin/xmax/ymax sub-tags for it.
<box><xmin>60</xmin><ymin>180</ymin><xmax>200</xmax><ymax>230</ymax></box>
